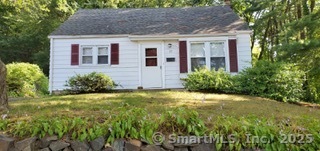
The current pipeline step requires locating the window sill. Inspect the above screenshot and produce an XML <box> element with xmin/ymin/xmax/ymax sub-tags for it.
<box><xmin>78</xmin><ymin>64</ymin><xmax>110</xmax><ymax>68</ymax></box>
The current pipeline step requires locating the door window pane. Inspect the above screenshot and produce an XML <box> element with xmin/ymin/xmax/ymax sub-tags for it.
<box><xmin>146</xmin><ymin>48</ymin><xmax>157</xmax><ymax>57</ymax></box>
<box><xmin>146</xmin><ymin>58</ymin><xmax>157</xmax><ymax>66</ymax></box>
<box><xmin>191</xmin><ymin>43</ymin><xmax>205</xmax><ymax>57</ymax></box>
<box><xmin>191</xmin><ymin>58</ymin><xmax>206</xmax><ymax>71</ymax></box>
<box><xmin>211</xmin><ymin>57</ymin><xmax>225</xmax><ymax>71</ymax></box>
<box><xmin>210</xmin><ymin>42</ymin><xmax>225</xmax><ymax>57</ymax></box>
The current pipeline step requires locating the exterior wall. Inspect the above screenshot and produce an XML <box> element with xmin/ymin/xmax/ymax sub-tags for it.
<box><xmin>49</xmin><ymin>33</ymin><xmax>251</xmax><ymax>92</ymax></box>
<box><xmin>236</xmin><ymin>34</ymin><xmax>252</xmax><ymax>71</ymax></box>
<box><xmin>164</xmin><ymin>41</ymin><xmax>184</xmax><ymax>88</ymax></box>
<box><xmin>50</xmin><ymin>37</ymin><xmax>139</xmax><ymax>91</ymax></box>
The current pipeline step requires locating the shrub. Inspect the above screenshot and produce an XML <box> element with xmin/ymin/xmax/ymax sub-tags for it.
<box><xmin>233</xmin><ymin>61</ymin><xmax>305</xmax><ymax>102</ymax></box>
<box><xmin>6</xmin><ymin>62</ymin><xmax>48</xmax><ymax>97</ymax></box>
<box><xmin>66</xmin><ymin>72</ymin><xmax>115</xmax><ymax>93</ymax></box>
<box><xmin>305</xmin><ymin>76</ymin><xmax>320</xmax><ymax>103</ymax></box>
<box><xmin>184</xmin><ymin>68</ymin><xmax>233</xmax><ymax>93</ymax></box>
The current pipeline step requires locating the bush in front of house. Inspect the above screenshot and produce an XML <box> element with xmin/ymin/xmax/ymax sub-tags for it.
<box><xmin>6</xmin><ymin>62</ymin><xmax>48</xmax><ymax>97</ymax></box>
<box><xmin>233</xmin><ymin>61</ymin><xmax>305</xmax><ymax>102</ymax></box>
<box><xmin>184</xmin><ymin>68</ymin><xmax>233</xmax><ymax>93</ymax></box>
<box><xmin>66</xmin><ymin>72</ymin><xmax>115</xmax><ymax>93</ymax></box>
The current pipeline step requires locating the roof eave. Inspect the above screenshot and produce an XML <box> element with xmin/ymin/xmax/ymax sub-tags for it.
<box><xmin>48</xmin><ymin>34</ymin><xmax>129</xmax><ymax>39</ymax></box>
<box><xmin>235</xmin><ymin>30</ymin><xmax>252</xmax><ymax>34</ymax></box>
<box><xmin>48</xmin><ymin>31</ymin><xmax>252</xmax><ymax>39</ymax></box>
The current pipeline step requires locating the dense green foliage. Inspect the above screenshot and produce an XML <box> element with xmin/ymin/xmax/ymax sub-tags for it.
<box><xmin>3</xmin><ymin>107</ymin><xmax>205</xmax><ymax>143</ymax></box>
<box><xmin>184</xmin><ymin>61</ymin><xmax>305</xmax><ymax>102</ymax></box>
<box><xmin>234</xmin><ymin>61</ymin><xmax>305</xmax><ymax>102</ymax></box>
<box><xmin>211</xmin><ymin>116</ymin><xmax>320</xmax><ymax>150</ymax></box>
<box><xmin>230</xmin><ymin>0</ymin><xmax>320</xmax><ymax>103</ymax></box>
<box><xmin>106</xmin><ymin>107</ymin><xmax>205</xmax><ymax>143</ymax></box>
<box><xmin>184</xmin><ymin>68</ymin><xmax>233</xmax><ymax>93</ymax></box>
<box><xmin>1</xmin><ymin>107</ymin><xmax>319</xmax><ymax>150</ymax></box>
<box><xmin>0</xmin><ymin>0</ymin><xmax>74</xmax><ymax>75</ymax></box>
<box><xmin>66</xmin><ymin>72</ymin><xmax>115</xmax><ymax>93</ymax></box>
<box><xmin>6</xmin><ymin>63</ymin><xmax>48</xmax><ymax>97</ymax></box>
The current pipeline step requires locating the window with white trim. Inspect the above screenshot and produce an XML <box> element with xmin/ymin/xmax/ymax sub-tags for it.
<box><xmin>81</xmin><ymin>46</ymin><xmax>109</xmax><ymax>65</ymax></box>
<box><xmin>82</xmin><ymin>47</ymin><xmax>93</xmax><ymax>64</ymax></box>
<box><xmin>190</xmin><ymin>41</ymin><xmax>226</xmax><ymax>71</ymax></box>
<box><xmin>210</xmin><ymin>42</ymin><xmax>225</xmax><ymax>71</ymax></box>
<box><xmin>98</xmin><ymin>47</ymin><xmax>108</xmax><ymax>64</ymax></box>
<box><xmin>190</xmin><ymin>43</ymin><xmax>206</xmax><ymax>71</ymax></box>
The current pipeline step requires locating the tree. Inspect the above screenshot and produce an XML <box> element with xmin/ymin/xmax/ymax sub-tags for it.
<box><xmin>0</xmin><ymin>58</ymin><xmax>8</xmax><ymax>111</ymax></box>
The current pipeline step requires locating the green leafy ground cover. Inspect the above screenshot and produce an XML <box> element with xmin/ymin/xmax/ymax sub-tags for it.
<box><xmin>1</xmin><ymin>91</ymin><xmax>319</xmax><ymax>150</ymax></box>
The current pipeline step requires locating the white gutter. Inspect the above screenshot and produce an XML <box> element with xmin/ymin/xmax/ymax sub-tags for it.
<box><xmin>48</xmin><ymin>34</ymin><xmax>129</xmax><ymax>39</ymax></box>
<box><xmin>236</xmin><ymin>30</ymin><xmax>253</xmax><ymax>34</ymax></box>
<box><xmin>47</xmin><ymin>30</ymin><xmax>253</xmax><ymax>40</ymax></box>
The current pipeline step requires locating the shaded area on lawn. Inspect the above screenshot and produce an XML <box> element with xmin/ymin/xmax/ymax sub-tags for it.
<box><xmin>6</xmin><ymin>91</ymin><xmax>320</xmax><ymax>125</ymax></box>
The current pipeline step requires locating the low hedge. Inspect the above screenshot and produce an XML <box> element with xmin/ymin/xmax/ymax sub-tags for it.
<box><xmin>184</xmin><ymin>61</ymin><xmax>306</xmax><ymax>103</ymax></box>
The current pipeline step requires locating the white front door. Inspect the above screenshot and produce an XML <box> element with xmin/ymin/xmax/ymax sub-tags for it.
<box><xmin>141</xmin><ymin>44</ymin><xmax>162</xmax><ymax>88</ymax></box>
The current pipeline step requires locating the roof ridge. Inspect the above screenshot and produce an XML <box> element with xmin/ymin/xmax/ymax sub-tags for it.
<box><xmin>77</xmin><ymin>5</ymin><xmax>230</xmax><ymax>11</ymax></box>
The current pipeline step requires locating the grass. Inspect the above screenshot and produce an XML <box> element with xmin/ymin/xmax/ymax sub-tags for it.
<box><xmin>5</xmin><ymin>90</ymin><xmax>320</xmax><ymax>126</ymax></box>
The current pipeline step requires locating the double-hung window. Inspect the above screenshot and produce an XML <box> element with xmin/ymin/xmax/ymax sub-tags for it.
<box><xmin>98</xmin><ymin>47</ymin><xmax>108</xmax><ymax>64</ymax></box>
<box><xmin>190</xmin><ymin>43</ymin><xmax>206</xmax><ymax>71</ymax></box>
<box><xmin>81</xmin><ymin>46</ymin><xmax>109</xmax><ymax>65</ymax></box>
<box><xmin>190</xmin><ymin>41</ymin><xmax>226</xmax><ymax>71</ymax></box>
<box><xmin>210</xmin><ymin>42</ymin><xmax>225</xmax><ymax>71</ymax></box>
<box><xmin>82</xmin><ymin>47</ymin><xmax>93</xmax><ymax>64</ymax></box>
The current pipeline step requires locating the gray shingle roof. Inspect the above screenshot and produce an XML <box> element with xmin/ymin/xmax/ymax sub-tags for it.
<box><xmin>50</xmin><ymin>6</ymin><xmax>249</xmax><ymax>36</ymax></box>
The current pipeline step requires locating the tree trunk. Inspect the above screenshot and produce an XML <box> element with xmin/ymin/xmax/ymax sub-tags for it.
<box><xmin>0</xmin><ymin>58</ymin><xmax>8</xmax><ymax>111</ymax></box>
<box><xmin>310</xmin><ymin>0</ymin><xmax>315</xmax><ymax>13</ymax></box>
<box><xmin>258</xmin><ymin>19</ymin><xmax>271</xmax><ymax>60</ymax></box>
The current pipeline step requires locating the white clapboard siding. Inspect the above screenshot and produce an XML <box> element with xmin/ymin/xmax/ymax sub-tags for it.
<box><xmin>50</xmin><ymin>34</ymin><xmax>252</xmax><ymax>92</ymax></box>
<box><xmin>164</xmin><ymin>41</ymin><xmax>184</xmax><ymax>88</ymax></box>
<box><xmin>236</xmin><ymin>34</ymin><xmax>252</xmax><ymax>71</ymax></box>
<box><xmin>51</xmin><ymin>37</ymin><xmax>140</xmax><ymax>91</ymax></box>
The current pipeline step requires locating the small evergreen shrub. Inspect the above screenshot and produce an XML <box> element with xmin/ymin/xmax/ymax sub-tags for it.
<box><xmin>6</xmin><ymin>62</ymin><xmax>48</xmax><ymax>97</ymax></box>
<box><xmin>184</xmin><ymin>68</ymin><xmax>233</xmax><ymax>93</ymax></box>
<box><xmin>66</xmin><ymin>72</ymin><xmax>115</xmax><ymax>93</ymax></box>
<box><xmin>233</xmin><ymin>61</ymin><xmax>305</xmax><ymax>102</ymax></box>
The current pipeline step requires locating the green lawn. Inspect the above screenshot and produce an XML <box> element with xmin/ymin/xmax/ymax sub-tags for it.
<box><xmin>6</xmin><ymin>90</ymin><xmax>320</xmax><ymax>124</ymax></box>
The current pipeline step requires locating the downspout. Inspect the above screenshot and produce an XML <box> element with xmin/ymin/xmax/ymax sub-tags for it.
<box><xmin>49</xmin><ymin>38</ymin><xmax>54</xmax><ymax>94</ymax></box>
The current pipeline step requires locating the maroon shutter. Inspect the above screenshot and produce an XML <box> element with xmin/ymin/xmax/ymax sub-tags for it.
<box><xmin>71</xmin><ymin>44</ymin><xmax>79</xmax><ymax>65</ymax></box>
<box><xmin>179</xmin><ymin>41</ymin><xmax>188</xmax><ymax>73</ymax></box>
<box><xmin>228</xmin><ymin>39</ymin><xmax>238</xmax><ymax>72</ymax></box>
<box><xmin>111</xmin><ymin>43</ymin><xmax>119</xmax><ymax>65</ymax></box>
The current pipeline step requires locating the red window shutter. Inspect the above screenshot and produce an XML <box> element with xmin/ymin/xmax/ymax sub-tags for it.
<box><xmin>228</xmin><ymin>39</ymin><xmax>238</xmax><ymax>72</ymax></box>
<box><xmin>111</xmin><ymin>43</ymin><xmax>119</xmax><ymax>65</ymax></box>
<box><xmin>71</xmin><ymin>44</ymin><xmax>79</xmax><ymax>65</ymax></box>
<box><xmin>179</xmin><ymin>41</ymin><xmax>188</xmax><ymax>73</ymax></box>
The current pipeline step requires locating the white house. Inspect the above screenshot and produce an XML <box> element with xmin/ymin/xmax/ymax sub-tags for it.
<box><xmin>48</xmin><ymin>6</ymin><xmax>252</xmax><ymax>93</ymax></box>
